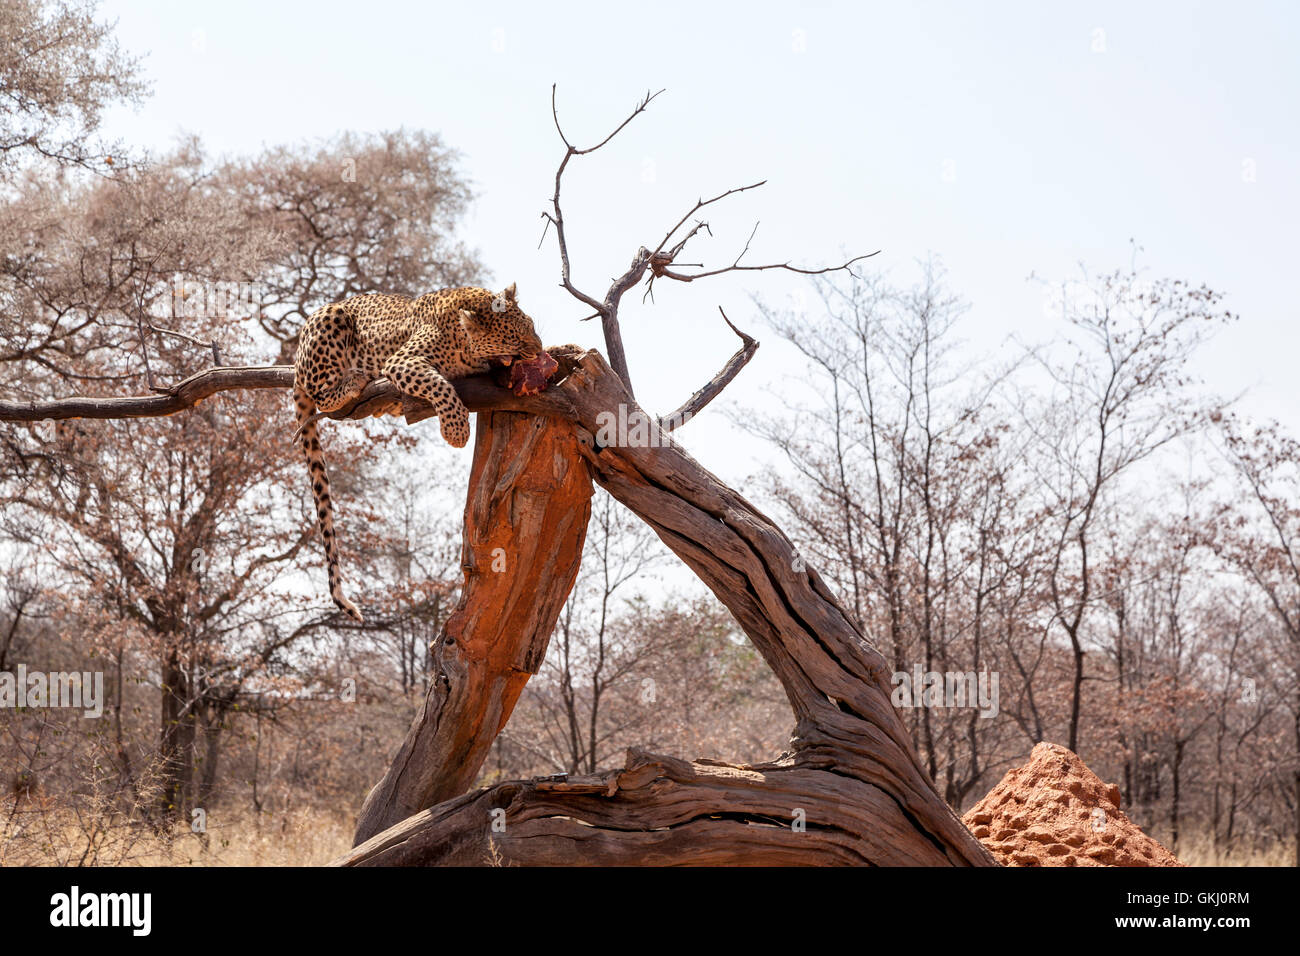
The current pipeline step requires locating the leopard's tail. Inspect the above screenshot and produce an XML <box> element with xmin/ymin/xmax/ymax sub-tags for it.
<box><xmin>295</xmin><ymin>384</ymin><xmax>363</xmax><ymax>623</ymax></box>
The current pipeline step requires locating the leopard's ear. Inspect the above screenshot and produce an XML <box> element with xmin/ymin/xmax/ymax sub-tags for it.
<box><xmin>502</xmin><ymin>282</ymin><xmax>517</xmax><ymax>303</ymax></box>
<box><xmin>459</xmin><ymin>308</ymin><xmax>486</xmax><ymax>336</ymax></box>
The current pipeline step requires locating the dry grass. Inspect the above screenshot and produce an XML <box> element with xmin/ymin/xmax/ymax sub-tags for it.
<box><xmin>5</xmin><ymin>797</ymin><xmax>1291</xmax><ymax>866</ymax></box>
<box><xmin>2</xmin><ymin>801</ymin><xmax>355</xmax><ymax>867</ymax></box>
<box><xmin>1172</xmin><ymin>829</ymin><xmax>1293</xmax><ymax>867</ymax></box>
<box><xmin>139</xmin><ymin>808</ymin><xmax>356</xmax><ymax>867</ymax></box>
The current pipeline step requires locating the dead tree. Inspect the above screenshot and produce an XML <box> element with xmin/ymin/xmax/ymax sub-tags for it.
<box><xmin>0</xmin><ymin>89</ymin><xmax>996</xmax><ymax>867</ymax></box>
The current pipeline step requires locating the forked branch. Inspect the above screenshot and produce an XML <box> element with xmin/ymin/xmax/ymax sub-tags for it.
<box><xmin>539</xmin><ymin>85</ymin><xmax>876</xmax><ymax>430</ymax></box>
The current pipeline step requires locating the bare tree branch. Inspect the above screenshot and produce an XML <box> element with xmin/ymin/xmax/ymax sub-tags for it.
<box><xmin>552</xmin><ymin>86</ymin><xmax>664</xmax><ymax>157</ymax></box>
<box><xmin>146</xmin><ymin>322</ymin><xmax>224</xmax><ymax>367</ymax></box>
<box><xmin>654</xmin><ymin>244</ymin><xmax>879</xmax><ymax>284</ymax></box>
<box><xmin>652</xmin><ymin>182</ymin><xmax>767</xmax><ymax>259</ymax></box>
<box><xmin>0</xmin><ymin>364</ymin><xmax>573</xmax><ymax>426</ymax></box>
<box><xmin>541</xmin><ymin>85</ymin><xmax>665</xmax><ymax>391</ymax></box>
<box><xmin>0</xmin><ymin>365</ymin><xmax>291</xmax><ymax>422</ymax></box>
<box><xmin>658</xmin><ymin>308</ymin><xmax>759</xmax><ymax>432</ymax></box>
<box><xmin>539</xmin><ymin>85</ymin><xmax>877</xmax><ymax>423</ymax></box>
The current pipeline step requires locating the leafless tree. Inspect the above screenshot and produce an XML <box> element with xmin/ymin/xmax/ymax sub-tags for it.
<box><xmin>0</xmin><ymin>0</ymin><xmax>146</xmax><ymax>177</ymax></box>
<box><xmin>1025</xmin><ymin>266</ymin><xmax>1233</xmax><ymax>751</ymax></box>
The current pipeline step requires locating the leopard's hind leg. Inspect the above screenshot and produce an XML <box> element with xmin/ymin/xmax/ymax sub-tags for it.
<box><xmin>297</xmin><ymin>305</ymin><xmax>368</xmax><ymax>413</ymax></box>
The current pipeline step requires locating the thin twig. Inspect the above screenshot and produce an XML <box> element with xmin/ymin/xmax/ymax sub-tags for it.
<box><xmin>658</xmin><ymin>308</ymin><xmax>759</xmax><ymax>432</ymax></box>
<box><xmin>654</xmin><ymin>249</ymin><xmax>879</xmax><ymax>284</ymax></box>
<box><xmin>553</xmin><ymin>87</ymin><xmax>665</xmax><ymax>156</ymax></box>
<box><xmin>652</xmin><ymin>181</ymin><xmax>766</xmax><ymax>259</ymax></box>
<box><xmin>543</xmin><ymin>85</ymin><xmax>666</xmax><ymax>319</ymax></box>
<box><xmin>147</xmin><ymin>323</ymin><xmax>224</xmax><ymax>367</ymax></box>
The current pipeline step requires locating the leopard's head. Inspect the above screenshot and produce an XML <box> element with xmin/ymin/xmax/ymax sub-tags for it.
<box><xmin>459</xmin><ymin>283</ymin><xmax>544</xmax><ymax>366</ymax></box>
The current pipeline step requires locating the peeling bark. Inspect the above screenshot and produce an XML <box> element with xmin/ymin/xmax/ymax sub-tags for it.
<box><xmin>353</xmin><ymin>410</ymin><xmax>593</xmax><ymax>843</ymax></box>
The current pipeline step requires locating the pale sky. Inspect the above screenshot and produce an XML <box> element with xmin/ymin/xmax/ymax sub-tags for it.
<box><xmin>98</xmin><ymin>0</ymin><xmax>1300</xmax><ymax>488</ymax></box>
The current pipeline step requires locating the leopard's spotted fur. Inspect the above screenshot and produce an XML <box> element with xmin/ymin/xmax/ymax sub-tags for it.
<box><xmin>293</xmin><ymin>284</ymin><xmax>543</xmax><ymax>621</ymax></box>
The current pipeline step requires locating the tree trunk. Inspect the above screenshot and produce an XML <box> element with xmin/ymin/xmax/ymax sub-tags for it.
<box><xmin>158</xmin><ymin>649</ymin><xmax>193</xmax><ymax>819</ymax></box>
<box><xmin>198</xmin><ymin>710</ymin><xmax>222</xmax><ymax>808</ymax></box>
<box><xmin>352</xmin><ymin>409</ymin><xmax>594</xmax><ymax>843</ymax></box>
<box><xmin>339</xmin><ymin>351</ymin><xmax>995</xmax><ymax>867</ymax></box>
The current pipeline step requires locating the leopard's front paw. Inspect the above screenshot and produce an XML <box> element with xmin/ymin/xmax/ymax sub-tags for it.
<box><xmin>547</xmin><ymin>343</ymin><xmax>586</xmax><ymax>359</ymax></box>
<box><xmin>547</xmin><ymin>344</ymin><xmax>587</xmax><ymax>381</ymax></box>
<box><xmin>440</xmin><ymin>410</ymin><xmax>470</xmax><ymax>448</ymax></box>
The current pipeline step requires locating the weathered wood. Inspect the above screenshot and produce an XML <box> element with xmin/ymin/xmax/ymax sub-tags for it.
<box><xmin>352</xmin><ymin>409</ymin><xmax>593</xmax><ymax>843</ymax></box>
<box><xmin>336</xmin><ymin>352</ymin><xmax>997</xmax><ymax>867</ymax></box>
<box><xmin>343</xmin><ymin>749</ymin><xmax>955</xmax><ymax>866</ymax></box>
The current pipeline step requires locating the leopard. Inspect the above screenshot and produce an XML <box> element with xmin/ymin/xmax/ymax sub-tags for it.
<box><xmin>293</xmin><ymin>283</ymin><xmax>544</xmax><ymax>622</ymax></box>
